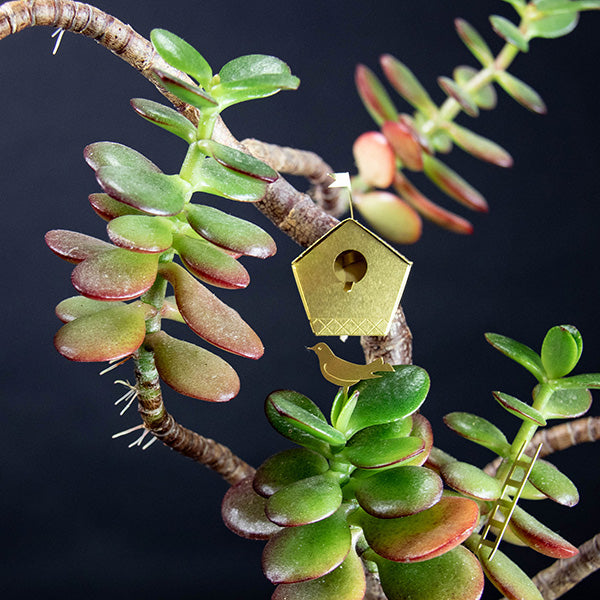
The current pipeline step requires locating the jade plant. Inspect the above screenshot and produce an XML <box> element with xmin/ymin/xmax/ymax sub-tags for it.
<box><xmin>1</xmin><ymin>1</ymin><xmax>600</xmax><ymax>600</ymax></box>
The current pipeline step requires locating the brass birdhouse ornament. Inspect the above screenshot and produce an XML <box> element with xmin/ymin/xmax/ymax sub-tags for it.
<box><xmin>292</xmin><ymin>173</ymin><xmax>412</xmax><ymax>336</ymax></box>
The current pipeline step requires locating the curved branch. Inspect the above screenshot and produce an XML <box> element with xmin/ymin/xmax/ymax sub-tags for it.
<box><xmin>484</xmin><ymin>416</ymin><xmax>600</xmax><ymax>476</ymax></box>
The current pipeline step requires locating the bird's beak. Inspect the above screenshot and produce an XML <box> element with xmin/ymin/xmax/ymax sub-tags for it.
<box><xmin>306</xmin><ymin>345</ymin><xmax>317</xmax><ymax>351</ymax></box>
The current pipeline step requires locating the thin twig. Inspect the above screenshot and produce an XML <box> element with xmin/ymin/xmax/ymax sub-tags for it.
<box><xmin>484</xmin><ymin>416</ymin><xmax>600</xmax><ymax>476</ymax></box>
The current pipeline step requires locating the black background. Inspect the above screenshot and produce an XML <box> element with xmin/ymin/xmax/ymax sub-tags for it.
<box><xmin>1</xmin><ymin>1</ymin><xmax>599</xmax><ymax>598</ymax></box>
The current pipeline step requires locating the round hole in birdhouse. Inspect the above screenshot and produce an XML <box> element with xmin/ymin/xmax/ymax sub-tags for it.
<box><xmin>333</xmin><ymin>250</ymin><xmax>367</xmax><ymax>292</ymax></box>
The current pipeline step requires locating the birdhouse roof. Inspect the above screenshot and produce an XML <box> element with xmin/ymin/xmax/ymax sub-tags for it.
<box><xmin>292</xmin><ymin>219</ymin><xmax>412</xmax><ymax>336</ymax></box>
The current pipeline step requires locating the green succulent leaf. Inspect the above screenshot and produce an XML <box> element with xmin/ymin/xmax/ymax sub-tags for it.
<box><xmin>72</xmin><ymin>249</ymin><xmax>159</xmax><ymax>301</ymax></box>
<box><xmin>354</xmin><ymin>465</ymin><xmax>443</xmax><ymax>518</ymax></box>
<box><xmin>347</xmin><ymin>418</ymin><xmax>414</xmax><ymax>447</ymax></box>
<box><xmin>89</xmin><ymin>193</ymin><xmax>145</xmax><ymax>221</ymax></box>
<box><xmin>440</xmin><ymin>461</ymin><xmax>502</xmax><ymax>501</ymax></box>
<box><xmin>172</xmin><ymin>234</ymin><xmax>250</xmax><ymax>289</ymax></box>
<box><xmin>554</xmin><ymin>373</ymin><xmax>600</xmax><ymax>390</ymax></box>
<box><xmin>153</xmin><ymin>69</ymin><xmax>217</xmax><ymax>109</ymax></box>
<box><xmin>267</xmin><ymin>394</ymin><xmax>347</xmax><ymax>448</ymax></box>
<box><xmin>345</xmin><ymin>436</ymin><xmax>424</xmax><ymax>470</ymax></box>
<box><xmin>145</xmin><ymin>330</ymin><xmax>240</xmax><ymax>402</ymax></box>
<box><xmin>222</xmin><ymin>475</ymin><xmax>283</xmax><ymax>540</ymax></box>
<box><xmin>454</xmin><ymin>19</ymin><xmax>495</xmax><ymax>67</ymax></box>
<box><xmin>445</xmin><ymin>122</ymin><xmax>513</xmax><ymax>167</ymax></box>
<box><xmin>254</xmin><ymin>448</ymin><xmax>329</xmax><ymax>498</ymax></box>
<box><xmin>192</xmin><ymin>156</ymin><xmax>268</xmax><ymax>202</ymax></box>
<box><xmin>403</xmin><ymin>414</ymin><xmax>434</xmax><ymax>466</ymax></box>
<box><xmin>84</xmin><ymin>141</ymin><xmax>162</xmax><ymax>173</ymax></box>
<box><xmin>185</xmin><ymin>204</ymin><xmax>276</xmax><ymax>258</ymax></box>
<box><xmin>485</xmin><ymin>332</ymin><xmax>547</xmax><ymax>381</ymax></box>
<box><xmin>443</xmin><ymin>412</ymin><xmax>511</xmax><ymax>457</ymax></box>
<box><xmin>527</xmin><ymin>7</ymin><xmax>579</xmax><ymax>39</ymax></box>
<box><xmin>107</xmin><ymin>215</ymin><xmax>173</xmax><ymax>253</ymax></box>
<box><xmin>541</xmin><ymin>387</ymin><xmax>592</xmax><ymax>419</ymax></box>
<box><xmin>96</xmin><ymin>166</ymin><xmax>190</xmax><ymax>216</ymax></box>
<box><xmin>375</xmin><ymin>545</ymin><xmax>484</xmax><ymax>600</ymax></box>
<box><xmin>379</xmin><ymin>54</ymin><xmax>437</xmax><ymax>116</ymax></box>
<box><xmin>214</xmin><ymin>54</ymin><xmax>299</xmax><ymax>109</ymax></box>
<box><xmin>493</xmin><ymin>391</ymin><xmax>547</xmax><ymax>426</ymax></box>
<box><xmin>453</xmin><ymin>66</ymin><xmax>497</xmax><ymax>110</ymax></box>
<box><xmin>467</xmin><ymin>534</ymin><xmax>543</xmax><ymax>600</ymax></box>
<box><xmin>354</xmin><ymin>64</ymin><xmax>398</xmax><ymax>126</ymax></box>
<box><xmin>195</xmin><ymin>140</ymin><xmax>278</xmax><ymax>182</ymax></box>
<box><xmin>158</xmin><ymin>262</ymin><xmax>263</xmax><ymax>359</ymax></box>
<box><xmin>265</xmin><ymin>390</ymin><xmax>332</xmax><ymax>454</ymax></box>
<box><xmin>262</xmin><ymin>509</ymin><xmax>351</xmax><ymax>584</ymax></box>
<box><xmin>360</xmin><ymin>496</ymin><xmax>479</xmax><ymax>562</ymax></box>
<box><xmin>495</xmin><ymin>71</ymin><xmax>547</xmax><ymax>114</ymax></box>
<box><xmin>45</xmin><ymin>229</ymin><xmax>112</xmax><ymax>264</ymax></box>
<box><xmin>541</xmin><ymin>325</ymin><xmax>581</xmax><ymax>379</ymax></box>
<box><xmin>266</xmin><ymin>473</ymin><xmax>343</xmax><ymax>527</ymax></box>
<box><xmin>54</xmin><ymin>304</ymin><xmax>146</xmax><ymax>362</ymax></box>
<box><xmin>422</xmin><ymin>154</ymin><xmax>487</xmax><ymax>212</ymax></box>
<box><xmin>150</xmin><ymin>29</ymin><xmax>212</xmax><ymax>86</ymax></box>
<box><xmin>345</xmin><ymin>366</ymin><xmax>430</xmax><ymax>437</ymax></box>
<box><xmin>510</xmin><ymin>505</ymin><xmax>579</xmax><ymax>558</ymax></box>
<box><xmin>437</xmin><ymin>76</ymin><xmax>479</xmax><ymax>117</ymax></box>
<box><xmin>55</xmin><ymin>296</ymin><xmax>126</xmax><ymax>323</ymax></box>
<box><xmin>490</xmin><ymin>15</ymin><xmax>530</xmax><ymax>51</ymax></box>
<box><xmin>272</xmin><ymin>549</ymin><xmax>366</xmax><ymax>600</ymax></box>
<box><xmin>528</xmin><ymin>459</ymin><xmax>579</xmax><ymax>506</ymax></box>
<box><xmin>130</xmin><ymin>98</ymin><xmax>197</xmax><ymax>143</ymax></box>
<box><xmin>331</xmin><ymin>390</ymin><xmax>360</xmax><ymax>433</ymax></box>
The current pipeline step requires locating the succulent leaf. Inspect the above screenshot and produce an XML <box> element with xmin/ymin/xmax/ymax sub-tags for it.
<box><xmin>222</xmin><ymin>475</ymin><xmax>283</xmax><ymax>540</ymax></box>
<box><xmin>454</xmin><ymin>18</ymin><xmax>495</xmax><ymax>67</ymax></box>
<box><xmin>510</xmin><ymin>505</ymin><xmax>579</xmax><ymax>558</ymax></box>
<box><xmin>379</xmin><ymin>54</ymin><xmax>437</xmax><ymax>116</ymax></box>
<box><xmin>96</xmin><ymin>166</ymin><xmax>190</xmax><ymax>216</ymax></box>
<box><xmin>541</xmin><ymin>387</ymin><xmax>592</xmax><ymax>419</ymax></box>
<box><xmin>55</xmin><ymin>296</ymin><xmax>126</xmax><ymax>323</ymax></box>
<box><xmin>360</xmin><ymin>496</ymin><xmax>479</xmax><ymax>562</ymax></box>
<box><xmin>382</xmin><ymin>117</ymin><xmax>424</xmax><ymax>171</ymax></box>
<box><xmin>158</xmin><ymin>262</ymin><xmax>263</xmax><ymax>358</ymax></box>
<box><xmin>344</xmin><ymin>436</ymin><xmax>424</xmax><ymax>470</ymax></box>
<box><xmin>493</xmin><ymin>391</ymin><xmax>547</xmax><ymax>425</ymax></box>
<box><xmin>440</xmin><ymin>461</ymin><xmax>502</xmax><ymax>500</ymax></box>
<box><xmin>84</xmin><ymin>141</ymin><xmax>162</xmax><ymax>173</ymax></box>
<box><xmin>262</xmin><ymin>510</ymin><xmax>351</xmax><ymax>584</ymax></box>
<box><xmin>528</xmin><ymin>459</ymin><xmax>579</xmax><ymax>506</ymax></box>
<box><xmin>354</xmin><ymin>64</ymin><xmax>398</xmax><ymax>126</ymax></box>
<box><xmin>437</xmin><ymin>76</ymin><xmax>479</xmax><ymax>117</ymax></box>
<box><xmin>54</xmin><ymin>304</ymin><xmax>146</xmax><ymax>362</ymax></box>
<box><xmin>265</xmin><ymin>390</ymin><xmax>331</xmax><ymax>454</ymax></box>
<box><xmin>150</xmin><ymin>29</ymin><xmax>212</xmax><ymax>86</ymax></box>
<box><xmin>345</xmin><ymin>366</ymin><xmax>430</xmax><ymax>437</ymax></box>
<box><xmin>266</xmin><ymin>473</ymin><xmax>343</xmax><ymax>527</ymax></box>
<box><xmin>527</xmin><ymin>8</ymin><xmax>579</xmax><ymax>39</ymax></box>
<box><xmin>107</xmin><ymin>215</ymin><xmax>173</xmax><ymax>253</ymax></box>
<box><xmin>402</xmin><ymin>414</ymin><xmax>434</xmax><ymax>466</ymax></box>
<box><xmin>254</xmin><ymin>448</ymin><xmax>329</xmax><ymax>498</ymax></box>
<box><xmin>454</xmin><ymin>66</ymin><xmax>497</xmax><ymax>110</ymax></box>
<box><xmin>445</xmin><ymin>123</ymin><xmax>513</xmax><ymax>167</ymax></box>
<box><xmin>422</xmin><ymin>154</ymin><xmax>488</xmax><ymax>212</ymax></box>
<box><xmin>541</xmin><ymin>325</ymin><xmax>580</xmax><ymax>379</ymax></box>
<box><xmin>444</xmin><ymin>412</ymin><xmax>511</xmax><ymax>456</ymax></box>
<box><xmin>172</xmin><ymin>233</ymin><xmax>250</xmax><ymax>289</ymax></box>
<box><xmin>485</xmin><ymin>332</ymin><xmax>546</xmax><ymax>381</ymax></box>
<box><xmin>354</xmin><ymin>466</ymin><xmax>443</xmax><ymax>518</ymax></box>
<box><xmin>490</xmin><ymin>15</ymin><xmax>530</xmax><ymax>51</ymax></box>
<box><xmin>272</xmin><ymin>549</ymin><xmax>366</xmax><ymax>600</ymax></box>
<box><xmin>89</xmin><ymin>193</ymin><xmax>145</xmax><ymax>221</ymax></box>
<box><xmin>130</xmin><ymin>98</ymin><xmax>197</xmax><ymax>143</ymax></box>
<box><xmin>354</xmin><ymin>191</ymin><xmax>422</xmax><ymax>244</ymax></box>
<box><xmin>45</xmin><ymin>229</ymin><xmax>112</xmax><ymax>264</ymax></box>
<box><xmin>495</xmin><ymin>71</ymin><xmax>547</xmax><ymax>114</ymax></box>
<box><xmin>375</xmin><ymin>545</ymin><xmax>484</xmax><ymax>600</ymax></box>
<box><xmin>145</xmin><ymin>330</ymin><xmax>240</xmax><ymax>401</ymax></box>
<box><xmin>352</xmin><ymin>131</ymin><xmax>396</xmax><ymax>188</ymax></box>
<box><xmin>153</xmin><ymin>69</ymin><xmax>217</xmax><ymax>109</ymax></box>
<box><xmin>185</xmin><ymin>204</ymin><xmax>276</xmax><ymax>258</ymax></box>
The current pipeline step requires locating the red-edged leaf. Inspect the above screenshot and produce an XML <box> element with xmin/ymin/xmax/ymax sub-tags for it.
<box><xmin>45</xmin><ymin>230</ymin><xmax>112</xmax><ymax>264</ymax></box>
<box><xmin>222</xmin><ymin>476</ymin><xmax>282</xmax><ymax>540</ymax></box>
<box><xmin>145</xmin><ymin>330</ymin><xmax>240</xmax><ymax>401</ymax></box>
<box><xmin>440</xmin><ymin>461</ymin><xmax>502</xmax><ymax>500</ymax></box>
<box><xmin>352</xmin><ymin>131</ymin><xmax>396</xmax><ymax>188</ymax></box>
<box><xmin>445</xmin><ymin>123</ymin><xmax>513</xmax><ymax>167</ymax></box>
<box><xmin>158</xmin><ymin>262</ymin><xmax>263</xmax><ymax>359</ymax></box>
<box><xmin>402</xmin><ymin>413</ymin><xmax>433</xmax><ymax>466</ymax></box>
<box><xmin>89</xmin><ymin>193</ymin><xmax>146</xmax><ymax>221</ymax></box>
<box><xmin>107</xmin><ymin>215</ymin><xmax>173</xmax><ymax>253</ymax></box>
<box><xmin>382</xmin><ymin>120</ymin><xmax>424</xmax><ymax>171</ymax></box>
<box><xmin>360</xmin><ymin>496</ymin><xmax>479</xmax><ymax>562</ymax></box>
<box><xmin>84</xmin><ymin>141</ymin><xmax>162</xmax><ymax>173</ymax></box>
<box><xmin>355</xmin><ymin>64</ymin><xmax>398</xmax><ymax>126</ymax></box>
<box><xmin>55</xmin><ymin>296</ymin><xmax>126</xmax><ymax>323</ymax></box>
<box><xmin>54</xmin><ymin>304</ymin><xmax>146</xmax><ymax>362</ymax></box>
<box><xmin>438</xmin><ymin>76</ymin><xmax>479</xmax><ymax>117</ymax></box>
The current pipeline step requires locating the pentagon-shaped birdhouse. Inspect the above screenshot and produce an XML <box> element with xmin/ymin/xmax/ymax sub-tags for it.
<box><xmin>292</xmin><ymin>219</ymin><xmax>412</xmax><ymax>336</ymax></box>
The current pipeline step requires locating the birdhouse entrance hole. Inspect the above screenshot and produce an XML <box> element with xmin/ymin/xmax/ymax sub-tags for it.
<box><xmin>333</xmin><ymin>249</ymin><xmax>367</xmax><ymax>292</ymax></box>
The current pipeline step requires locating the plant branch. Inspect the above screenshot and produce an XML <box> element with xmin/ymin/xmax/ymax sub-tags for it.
<box><xmin>483</xmin><ymin>416</ymin><xmax>600</xmax><ymax>476</ymax></box>
<box><xmin>361</xmin><ymin>305</ymin><xmax>413</xmax><ymax>366</ymax></box>
<box><xmin>503</xmin><ymin>533</ymin><xmax>600</xmax><ymax>600</ymax></box>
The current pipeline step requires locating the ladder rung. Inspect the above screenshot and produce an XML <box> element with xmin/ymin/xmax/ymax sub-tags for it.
<box><xmin>488</xmin><ymin>519</ymin><xmax>505</xmax><ymax>530</ymax></box>
<box><xmin>498</xmin><ymin>498</ymin><xmax>513</xmax><ymax>510</ymax></box>
<box><xmin>479</xmin><ymin>538</ymin><xmax>496</xmax><ymax>548</ymax></box>
<box><xmin>515</xmin><ymin>460</ymin><xmax>531</xmax><ymax>470</ymax></box>
<box><xmin>506</xmin><ymin>478</ymin><xmax>522</xmax><ymax>488</ymax></box>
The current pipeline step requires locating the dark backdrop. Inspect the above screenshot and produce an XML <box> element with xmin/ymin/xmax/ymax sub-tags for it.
<box><xmin>1</xmin><ymin>1</ymin><xmax>599</xmax><ymax>598</ymax></box>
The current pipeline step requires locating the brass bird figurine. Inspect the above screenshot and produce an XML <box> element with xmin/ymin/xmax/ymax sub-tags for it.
<box><xmin>308</xmin><ymin>342</ymin><xmax>395</xmax><ymax>394</ymax></box>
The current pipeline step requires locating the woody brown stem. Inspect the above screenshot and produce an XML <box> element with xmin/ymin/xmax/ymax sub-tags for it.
<box><xmin>484</xmin><ymin>416</ymin><xmax>600</xmax><ymax>477</ymax></box>
<box><xmin>361</xmin><ymin>305</ymin><xmax>413</xmax><ymax>366</ymax></box>
<box><xmin>0</xmin><ymin>0</ymin><xmax>340</xmax><ymax>247</ymax></box>
<box><xmin>134</xmin><ymin>346</ymin><xmax>254</xmax><ymax>486</ymax></box>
